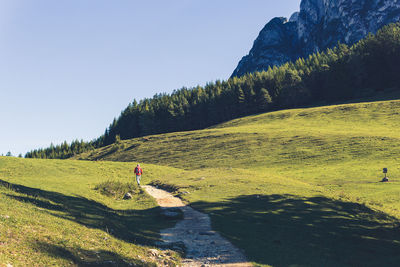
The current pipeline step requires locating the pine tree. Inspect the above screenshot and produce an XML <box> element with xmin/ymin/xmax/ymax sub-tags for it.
<box><xmin>257</xmin><ymin>88</ymin><xmax>272</xmax><ymax>111</ymax></box>
<box><xmin>234</xmin><ymin>86</ymin><xmax>245</xmax><ymax>116</ymax></box>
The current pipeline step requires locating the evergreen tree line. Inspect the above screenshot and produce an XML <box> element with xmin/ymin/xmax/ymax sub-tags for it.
<box><xmin>26</xmin><ymin>23</ymin><xmax>400</xmax><ymax>159</ymax></box>
<box><xmin>25</xmin><ymin>140</ymin><xmax>95</xmax><ymax>159</ymax></box>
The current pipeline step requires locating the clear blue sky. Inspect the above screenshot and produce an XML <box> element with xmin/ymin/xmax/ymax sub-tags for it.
<box><xmin>0</xmin><ymin>0</ymin><xmax>300</xmax><ymax>156</ymax></box>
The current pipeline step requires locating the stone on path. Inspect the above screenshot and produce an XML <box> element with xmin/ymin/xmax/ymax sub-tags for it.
<box><xmin>123</xmin><ymin>192</ymin><xmax>132</xmax><ymax>199</ymax></box>
<box><xmin>161</xmin><ymin>209</ymin><xmax>181</xmax><ymax>219</ymax></box>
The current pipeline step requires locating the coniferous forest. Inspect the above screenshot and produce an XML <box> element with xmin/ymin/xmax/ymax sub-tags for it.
<box><xmin>26</xmin><ymin>23</ymin><xmax>400</xmax><ymax>159</ymax></box>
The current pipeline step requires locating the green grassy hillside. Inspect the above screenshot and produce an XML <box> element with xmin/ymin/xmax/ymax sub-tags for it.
<box><xmin>76</xmin><ymin>99</ymin><xmax>400</xmax><ymax>266</ymax></box>
<box><xmin>26</xmin><ymin>23</ymin><xmax>400</xmax><ymax>161</ymax></box>
<box><xmin>0</xmin><ymin>157</ymin><xmax>181</xmax><ymax>266</ymax></box>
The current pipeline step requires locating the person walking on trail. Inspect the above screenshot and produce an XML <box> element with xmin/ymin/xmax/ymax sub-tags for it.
<box><xmin>134</xmin><ymin>164</ymin><xmax>143</xmax><ymax>186</ymax></box>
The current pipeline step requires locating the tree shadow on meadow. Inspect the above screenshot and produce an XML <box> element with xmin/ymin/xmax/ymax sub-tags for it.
<box><xmin>0</xmin><ymin>179</ymin><xmax>169</xmax><ymax>247</ymax></box>
<box><xmin>32</xmin><ymin>241</ymin><xmax>154</xmax><ymax>267</ymax></box>
<box><xmin>193</xmin><ymin>194</ymin><xmax>400</xmax><ymax>267</ymax></box>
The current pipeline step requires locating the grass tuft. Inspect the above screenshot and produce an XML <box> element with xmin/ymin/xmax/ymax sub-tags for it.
<box><xmin>94</xmin><ymin>180</ymin><xmax>138</xmax><ymax>199</ymax></box>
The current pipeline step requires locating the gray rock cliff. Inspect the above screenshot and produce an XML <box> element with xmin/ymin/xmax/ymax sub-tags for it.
<box><xmin>232</xmin><ymin>0</ymin><xmax>400</xmax><ymax>77</ymax></box>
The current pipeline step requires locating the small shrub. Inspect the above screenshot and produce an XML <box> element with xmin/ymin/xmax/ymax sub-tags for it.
<box><xmin>94</xmin><ymin>180</ymin><xmax>138</xmax><ymax>199</ymax></box>
<box><xmin>109</xmin><ymin>137</ymin><xmax>126</xmax><ymax>153</ymax></box>
<box><xmin>109</xmin><ymin>144</ymin><xmax>119</xmax><ymax>153</ymax></box>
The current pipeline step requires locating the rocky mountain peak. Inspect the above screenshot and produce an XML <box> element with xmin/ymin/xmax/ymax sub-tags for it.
<box><xmin>232</xmin><ymin>0</ymin><xmax>400</xmax><ymax>77</ymax></box>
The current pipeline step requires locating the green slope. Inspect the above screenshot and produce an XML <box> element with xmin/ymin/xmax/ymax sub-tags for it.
<box><xmin>0</xmin><ymin>157</ymin><xmax>181</xmax><ymax>266</ymax></box>
<box><xmin>76</xmin><ymin>99</ymin><xmax>400</xmax><ymax>266</ymax></box>
<box><xmin>27</xmin><ymin>23</ymin><xmax>400</xmax><ymax>161</ymax></box>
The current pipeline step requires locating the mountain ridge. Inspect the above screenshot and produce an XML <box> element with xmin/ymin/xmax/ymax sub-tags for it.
<box><xmin>232</xmin><ymin>0</ymin><xmax>400</xmax><ymax>77</ymax></box>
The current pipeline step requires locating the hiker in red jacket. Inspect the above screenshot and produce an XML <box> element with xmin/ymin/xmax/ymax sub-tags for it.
<box><xmin>134</xmin><ymin>164</ymin><xmax>143</xmax><ymax>186</ymax></box>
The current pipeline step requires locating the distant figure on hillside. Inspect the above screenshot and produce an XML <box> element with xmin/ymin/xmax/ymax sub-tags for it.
<box><xmin>134</xmin><ymin>164</ymin><xmax>143</xmax><ymax>186</ymax></box>
<box><xmin>382</xmin><ymin>168</ymin><xmax>389</xmax><ymax>182</ymax></box>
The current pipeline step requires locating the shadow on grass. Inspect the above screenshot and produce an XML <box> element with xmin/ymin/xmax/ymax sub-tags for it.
<box><xmin>0</xmin><ymin>179</ymin><xmax>172</xmax><ymax>246</ymax></box>
<box><xmin>193</xmin><ymin>194</ymin><xmax>400</xmax><ymax>267</ymax></box>
<box><xmin>33</xmin><ymin>241</ymin><xmax>152</xmax><ymax>266</ymax></box>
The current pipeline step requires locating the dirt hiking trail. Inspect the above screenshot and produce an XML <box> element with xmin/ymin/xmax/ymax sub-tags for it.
<box><xmin>142</xmin><ymin>185</ymin><xmax>252</xmax><ymax>267</ymax></box>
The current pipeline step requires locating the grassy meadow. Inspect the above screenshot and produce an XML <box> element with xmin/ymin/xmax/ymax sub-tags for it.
<box><xmin>0</xmin><ymin>157</ymin><xmax>181</xmax><ymax>266</ymax></box>
<box><xmin>76</xmin><ymin>99</ymin><xmax>400</xmax><ymax>266</ymax></box>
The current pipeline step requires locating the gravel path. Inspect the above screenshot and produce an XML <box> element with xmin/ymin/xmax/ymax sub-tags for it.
<box><xmin>142</xmin><ymin>185</ymin><xmax>251</xmax><ymax>267</ymax></box>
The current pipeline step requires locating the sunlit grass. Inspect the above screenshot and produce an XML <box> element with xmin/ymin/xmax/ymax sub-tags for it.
<box><xmin>0</xmin><ymin>157</ymin><xmax>181</xmax><ymax>266</ymax></box>
<box><xmin>76</xmin><ymin>99</ymin><xmax>400</xmax><ymax>266</ymax></box>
